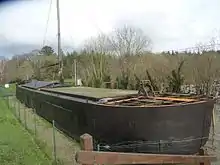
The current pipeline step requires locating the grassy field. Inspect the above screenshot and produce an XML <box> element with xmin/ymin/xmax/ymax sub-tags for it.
<box><xmin>0</xmin><ymin>97</ymin><xmax>50</xmax><ymax>165</ymax></box>
<box><xmin>7</xmin><ymin>83</ymin><xmax>16</xmax><ymax>92</ymax></box>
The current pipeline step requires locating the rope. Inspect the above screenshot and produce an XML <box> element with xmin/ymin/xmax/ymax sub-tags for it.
<box><xmin>98</xmin><ymin>136</ymin><xmax>210</xmax><ymax>150</ymax></box>
<box><xmin>42</xmin><ymin>0</ymin><xmax>53</xmax><ymax>47</ymax></box>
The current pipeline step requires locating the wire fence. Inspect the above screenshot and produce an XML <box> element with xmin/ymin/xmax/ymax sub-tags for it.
<box><xmin>5</xmin><ymin>95</ymin><xmax>80</xmax><ymax>165</ymax></box>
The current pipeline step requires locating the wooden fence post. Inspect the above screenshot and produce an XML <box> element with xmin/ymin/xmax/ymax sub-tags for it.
<box><xmin>199</xmin><ymin>149</ymin><xmax>211</xmax><ymax>165</ymax></box>
<box><xmin>80</xmin><ymin>133</ymin><xmax>93</xmax><ymax>151</ymax></box>
<box><xmin>79</xmin><ymin>133</ymin><xmax>93</xmax><ymax>165</ymax></box>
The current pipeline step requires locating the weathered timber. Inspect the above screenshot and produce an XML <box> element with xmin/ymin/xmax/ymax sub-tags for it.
<box><xmin>147</xmin><ymin>96</ymin><xmax>197</xmax><ymax>102</ymax></box>
<box><xmin>75</xmin><ymin>150</ymin><xmax>216</xmax><ymax>165</ymax></box>
<box><xmin>76</xmin><ymin>134</ymin><xmax>216</xmax><ymax>165</ymax></box>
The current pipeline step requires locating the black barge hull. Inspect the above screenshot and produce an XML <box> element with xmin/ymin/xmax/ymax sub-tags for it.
<box><xmin>16</xmin><ymin>85</ymin><xmax>214</xmax><ymax>155</ymax></box>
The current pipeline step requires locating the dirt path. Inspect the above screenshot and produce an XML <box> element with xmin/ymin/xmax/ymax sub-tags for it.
<box><xmin>206</xmin><ymin>103</ymin><xmax>220</xmax><ymax>165</ymax></box>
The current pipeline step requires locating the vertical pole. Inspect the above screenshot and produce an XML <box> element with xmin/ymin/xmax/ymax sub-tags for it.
<box><xmin>56</xmin><ymin>0</ymin><xmax>64</xmax><ymax>84</ymax></box>
<box><xmin>97</xmin><ymin>144</ymin><xmax>100</xmax><ymax>165</ymax></box>
<box><xmin>18</xmin><ymin>101</ymin><xmax>21</xmax><ymax>120</ymax></box>
<box><xmin>7</xmin><ymin>96</ymin><xmax>9</xmax><ymax>108</ymax></box>
<box><xmin>34</xmin><ymin>108</ymin><xmax>37</xmax><ymax>136</ymax></box>
<box><xmin>52</xmin><ymin>120</ymin><xmax>57</xmax><ymax>164</ymax></box>
<box><xmin>8</xmin><ymin>96</ymin><xmax>10</xmax><ymax>108</ymax></box>
<box><xmin>15</xmin><ymin>100</ymin><xmax>18</xmax><ymax>118</ymax></box>
<box><xmin>97</xmin><ymin>144</ymin><xmax>100</xmax><ymax>151</ymax></box>
<box><xmin>74</xmin><ymin>59</ymin><xmax>77</xmax><ymax>86</ymax></box>
<box><xmin>24</xmin><ymin>107</ymin><xmax>27</xmax><ymax>129</ymax></box>
<box><xmin>72</xmin><ymin>61</ymin><xmax>74</xmax><ymax>83</ymax></box>
<box><xmin>13</xmin><ymin>98</ymin><xmax>16</xmax><ymax>114</ymax></box>
<box><xmin>211</xmin><ymin>106</ymin><xmax>215</xmax><ymax>147</ymax></box>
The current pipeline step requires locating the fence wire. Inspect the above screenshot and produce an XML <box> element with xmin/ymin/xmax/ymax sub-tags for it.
<box><xmin>4</xmin><ymin>95</ymin><xmax>79</xmax><ymax>165</ymax></box>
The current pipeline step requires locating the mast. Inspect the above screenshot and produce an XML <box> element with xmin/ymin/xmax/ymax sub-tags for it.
<box><xmin>56</xmin><ymin>0</ymin><xmax>64</xmax><ymax>84</ymax></box>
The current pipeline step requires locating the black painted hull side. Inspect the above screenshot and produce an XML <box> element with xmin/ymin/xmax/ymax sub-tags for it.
<box><xmin>16</xmin><ymin>86</ymin><xmax>214</xmax><ymax>154</ymax></box>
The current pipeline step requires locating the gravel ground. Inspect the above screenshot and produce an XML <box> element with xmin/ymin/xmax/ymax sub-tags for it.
<box><xmin>207</xmin><ymin>103</ymin><xmax>220</xmax><ymax>165</ymax></box>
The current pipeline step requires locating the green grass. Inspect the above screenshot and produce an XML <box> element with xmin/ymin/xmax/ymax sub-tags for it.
<box><xmin>0</xmin><ymin>98</ymin><xmax>50</xmax><ymax>165</ymax></box>
<box><xmin>8</xmin><ymin>83</ymin><xmax>16</xmax><ymax>93</ymax></box>
<box><xmin>64</xmin><ymin>78</ymin><xmax>74</xmax><ymax>83</ymax></box>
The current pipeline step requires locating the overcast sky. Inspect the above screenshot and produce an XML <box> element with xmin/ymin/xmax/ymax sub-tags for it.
<box><xmin>1</xmin><ymin>0</ymin><xmax>220</xmax><ymax>57</ymax></box>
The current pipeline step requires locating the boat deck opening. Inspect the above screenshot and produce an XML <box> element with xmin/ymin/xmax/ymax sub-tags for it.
<box><xmin>100</xmin><ymin>95</ymin><xmax>204</xmax><ymax>106</ymax></box>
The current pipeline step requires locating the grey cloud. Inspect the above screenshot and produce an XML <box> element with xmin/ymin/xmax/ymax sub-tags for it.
<box><xmin>0</xmin><ymin>43</ymin><xmax>41</xmax><ymax>57</ymax></box>
<box><xmin>1</xmin><ymin>0</ymin><xmax>220</xmax><ymax>56</ymax></box>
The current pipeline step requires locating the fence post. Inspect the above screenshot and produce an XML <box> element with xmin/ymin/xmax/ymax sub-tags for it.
<box><xmin>13</xmin><ymin>98</ymin><xmax>16</xmax><ymax>115</ymax></box>
<box><xmin>52</xmin><ymin>120</ymin><xmax>57</xmax><ymax>164</ymax></box>
<box><xmin>6</xmin><ymin>96</ymin><xmax>9</xmax><ymax>108</ymax></box>
<box><xmin>33</xmin><ymin>108</ymin><xmax>37</xmax><ymax>136</ymax></box>
<box><xmin>80</xmin><ymin>133</ymin><xmax>93</xmax><ymax>151</ymax></box>
<box><xmin>24</xmin><ymin>107</ymin><xmax>27</xmax><ymax>129</ymax></box>
<box><xmin>78</xmin><ymin>134</ymin><xmax>93</xmax><ymax>165</ymax></box>
<box><xmin>199</xmin><ymin>149</ymin><xmax>211</xmax><ymax>165</ymax></box>
<box><xmin>8</xmin><ymin>96</ymin><xmax>10</xmax><ymax>108</ymax></box>
<box><xmin>15</xmin><ymin>99</ymin><xmax>18</xmax><ymax>118</ymax></box>
<box><xmin>18</xmin><ymin>101</ymin><xmax>21</xmax><ymax>121</ymax></box>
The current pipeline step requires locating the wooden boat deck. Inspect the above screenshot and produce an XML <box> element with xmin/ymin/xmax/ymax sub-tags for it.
<box><xmin>44</xmin><ymin>87</ymin><xmax>137</xmax><ymax>99</ymax></box>
<box><xmin>42</xmin><ymin>86</ymin><xmax>209</xmax><ymax>106</ymax></box>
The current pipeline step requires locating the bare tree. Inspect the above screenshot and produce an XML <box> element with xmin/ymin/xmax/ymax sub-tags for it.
<box><xmin>191</xmin><ymin>53</ymin><xmax>218</xmax><ymax>95</ymax></box>
<box><xmin>83</xmin><ymin>25</ymin><xmax>152</xmax><ymax>57</ymax></box>
<box><xmin>109</xmin><ymin>25</ymin><xmax>152</xmax><ymax>56</ymax></box>
<box><xmin>84</xmin><ymin>34</ymin><xmax>111</xmax><ymax>54</ymax></box>
<box><xmin>196</xmin><ymin>42</ymin><xmax>205</xmax><ymax>54</ymax></box>
<box><xmin>210</xmin><ymin>37</ymin><xmax>218</xmax><ymax>51</ymax></box>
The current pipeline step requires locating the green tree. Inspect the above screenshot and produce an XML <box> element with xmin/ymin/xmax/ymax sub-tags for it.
<box><xmin>167</xmin><ymin>60</ymin><xmax>185</xmax><ymax>93</ymax></box>
<box><xmin>40</xmin><ymin>46</ymin><xmax>54</xmax><ymax>56</ymax></box>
